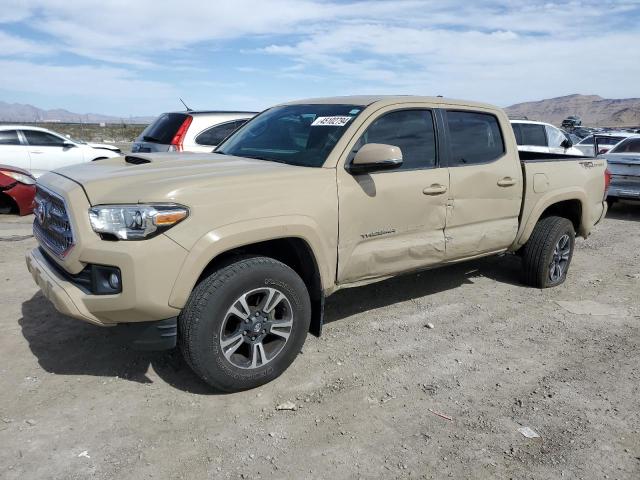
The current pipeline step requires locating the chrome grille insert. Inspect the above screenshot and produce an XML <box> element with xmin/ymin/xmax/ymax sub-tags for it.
<box><xmin>33</xmin><ymin>186</ymin><xmax>75</xmax><ymax>258</ymax></box>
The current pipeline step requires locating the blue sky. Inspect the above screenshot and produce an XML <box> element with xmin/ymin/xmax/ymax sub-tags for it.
<box><xmin>1</xmin><ymin>0</ymin><xmax>639</xmax><ymax>117</ymax></box>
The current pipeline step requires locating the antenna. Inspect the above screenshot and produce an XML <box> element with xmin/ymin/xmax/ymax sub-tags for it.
<box><xmin>179</xmin><ymin>98</ymin><xmax>193</xmax><ymax>111</ymax></box>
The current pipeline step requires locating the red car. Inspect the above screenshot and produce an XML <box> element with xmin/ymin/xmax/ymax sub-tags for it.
<box><xmin>0</xmin><ymin>164</ymin><xmax>36</xmax><ymax>215</ymax></box>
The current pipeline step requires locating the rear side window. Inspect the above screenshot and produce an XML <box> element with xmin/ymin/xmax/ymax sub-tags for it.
<box><xmin>23</xmin><ymin>130</ymin><xmax>66</xmax><ymax>146</ymax></box>
<box><xmin>0</xmin><ymin>130</ymin><xmax>20</xmax><ymax>145</ymax></box>
<box><xmin>141</xmin><ymin>113</ymin><xmax>189</xmax><ymax>144</ymax></box>
<box><xmin>355</xmin><ymin>109</ymin><xmax>437</xmax><ymax>170</ymax></box>
<box><xmin>610</xmin><ymin>137</ymin><xmax>640</xmax><ymax>153</ymax></box>
<box><xmin>196</xmin><ymin>120</ymin><xmax>247</xmax><ymax>146</ymax></box>
<box><xmin>518</xmin><ymin>124</ymin><xmax>547</xmax><ymax>147</ymax></box>
<box><xmin>598</xmin><ymin>136</ymin><xmax>625</xmax><ymax>146</ymax></box>
<box><xmin>446</xmin><ymin>111</ymin><xmax>504</xmax><ymax>165</ymax></box>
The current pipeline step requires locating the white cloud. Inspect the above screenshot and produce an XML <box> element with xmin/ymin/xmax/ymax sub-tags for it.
<box><xmin>0</xmin><ymin>0</ymin><xmax>638</xmax><ymax>111</ymax></box>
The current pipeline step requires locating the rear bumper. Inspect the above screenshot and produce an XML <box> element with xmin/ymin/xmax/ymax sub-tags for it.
<box><xmin>608</xmin><ymin>185</ymin><xmax>640</xmax><ymax>200</ymax></box>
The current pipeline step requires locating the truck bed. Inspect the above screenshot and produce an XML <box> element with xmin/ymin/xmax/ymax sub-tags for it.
<box><xmin>514</xmin><ymin>151</ymin><xmax>607</xmax><ymax>248</ymax></box>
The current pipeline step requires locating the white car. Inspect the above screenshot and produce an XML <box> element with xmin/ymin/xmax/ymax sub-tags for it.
<box><xmin>131</xmin><ymin>110</ymin><xmax>256</xmax><ymax>154</ymax></box>
<box><xmin>0</xmin><ymin>126</ymin><xmax>121</xmax><ymax>178</ymax></box>
<box><xmin>510</xmin><ymin>120</ymin><xmax>584</xmax><ymax>156</ymax></box>
<box><xmin>574</xmin><ymin>132</ymin><xmax>638</xmax><ymax>157</ymax></box>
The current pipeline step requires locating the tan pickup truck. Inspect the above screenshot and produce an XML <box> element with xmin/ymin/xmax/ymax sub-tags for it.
<box><xmin>26</xmin><ymin>96</ymin><xmax>608</xmax><ymax>391</ymax></box>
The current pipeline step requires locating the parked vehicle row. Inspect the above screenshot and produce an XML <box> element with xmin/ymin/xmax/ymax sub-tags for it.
<box><xmin>25</xmin><ymin>95</ymin><xmax>608</xmax><ymax>391</ymax></box>
<box><xmin>510</xmin><ymin>119</ymin><xmax>583</xmax><ymax>156</ymax></box>
<box><xmin>574</xmin><ymin>131</ymin><xmax>638</xmax><ymax>156</ymax></box>
<box><xmin>131</xmin><ymin>111</ymin><xmax>255</xmax><ymax>153</ymax></box>
<box><xmin>601</xmin><ymin>135</ymin><xmax>640</xmax><ymax>205</ymax></box>
<box><xmin>0</xmin><ymin>126</ymin><xmax>121</xmax><ymax>178</ymax></box>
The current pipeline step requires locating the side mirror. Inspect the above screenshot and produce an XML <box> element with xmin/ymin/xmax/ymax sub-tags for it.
<box><xmin>347</xmin><ymin>143</ymin><xmax>403</xmax><ymax>174</ymax></box>
<box><xmin>561</xmin><ymin>138</ymin><xmax>573</xmax><ymax>149</ymax></box>
<box><xmin>63</xmin><ymin>141</ymin><xmax>76</xmax><ymax>148</ymax></box>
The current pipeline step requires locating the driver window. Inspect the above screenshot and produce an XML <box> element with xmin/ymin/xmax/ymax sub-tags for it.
<box><xmin>354</xmin><ymin>109</ymin><xmax>437</xmax><ymax>171</ymax></box>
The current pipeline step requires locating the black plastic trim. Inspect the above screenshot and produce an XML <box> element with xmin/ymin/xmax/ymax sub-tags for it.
<box><xmin>39</xmin><ymin>247</ymin><xmax>122</xmax><ymax>295</ymax></box>
<box><xmin>113</xmin><ymin>317</ymin><xmax>177</xmax><ymax>351</ymax></box>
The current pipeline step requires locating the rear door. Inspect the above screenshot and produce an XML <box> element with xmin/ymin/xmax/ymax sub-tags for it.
<box><xmin>22</xmin><ymin>130</ymin><xmax>85</xmax><ymax>177</ymax></box>
<box><xmin>0</xmin><ymin>129</ymin><xmax>30</xmax><ymax>170</ymax></box>
<box><xmin>337</xmin><ymin>106</ymin><xmax>449</xmax><ymax>283</ymax></box>
<box><xmin>443</xmin><ymin>109</ymin><xmax>522</xmax><ymax>260</ymax></box>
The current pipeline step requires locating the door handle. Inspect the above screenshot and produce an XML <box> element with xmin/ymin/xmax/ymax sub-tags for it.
<box><xmin>497</xmin><ymin>177</ymin><xmax>516</xmax><ymax>187</ymax></box>
<box><xmin>30</xmin><ymin>151</ymin><xmax>44</xmax><ymax>154</ymax></box>
<box><xmin>423</xmin><ymin>184</ymin><xmax>447</xmax><ymax>195</ymax></box>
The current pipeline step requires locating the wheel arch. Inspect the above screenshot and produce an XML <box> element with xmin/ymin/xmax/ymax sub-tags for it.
<box><xmin>169</xmin><ymin>230</ymin><xmax>331</xmax><ymax>336</ymax></box>
<box><xmin>515</xmin><ymin>191</ymin><xmax>588</xmax><ymax>249</ymax></box>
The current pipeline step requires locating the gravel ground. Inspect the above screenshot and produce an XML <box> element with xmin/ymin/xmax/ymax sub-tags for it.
<box><xmin>0</xmin><ymin>204</ymin><xmax>638</xmax><ymax>480</ymax></box>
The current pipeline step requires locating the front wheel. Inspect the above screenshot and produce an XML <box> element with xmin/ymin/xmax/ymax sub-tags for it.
<box><xmin>521</xmin><ymin>216</ymin><xmax>575</xmax><ymax>288</ymax></box>
<box><xmin>179</xmin><ymin>256</ymin><xmax>311</xmax><ymax>392</ymax></box>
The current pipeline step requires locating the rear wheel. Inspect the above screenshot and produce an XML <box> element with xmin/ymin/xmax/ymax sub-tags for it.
<box><xmin>521</xmin><ymin>216</ymin><xmax>575</xmax><ymax>288</ymax></box>
<box><xmin>179</xmin><ymin>256</ymin><xmax>311</xmax><ymax>392</ymax></box>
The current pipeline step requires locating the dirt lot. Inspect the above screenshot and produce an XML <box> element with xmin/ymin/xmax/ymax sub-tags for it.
<box><xmin>1</xmin><ymin>204</ymin><xmax>638</xmax><ymax>480</ymax></box>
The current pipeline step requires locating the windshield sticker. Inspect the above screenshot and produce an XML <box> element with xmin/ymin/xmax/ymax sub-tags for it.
<box><xmin>349</xmin><ymin>109</ymin><xmax>361</xmax><ymax>115</ymax></box>
<box><xmin>311</xmin><ymin>116</ymin><xmax>353</xmax><ymax>127</ymax></box>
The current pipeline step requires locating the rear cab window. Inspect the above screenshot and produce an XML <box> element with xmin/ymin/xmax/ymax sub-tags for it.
<box><xmin>446</xmin><ymin>111</ymin><xmax>505</xmax><ymax>165</ymax></box>
<box><xmin>141</xmin><ymin>113</ymin><xmax>190</xmax><ymax>144</ymax></box>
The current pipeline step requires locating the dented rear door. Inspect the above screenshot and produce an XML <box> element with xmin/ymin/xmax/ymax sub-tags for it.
<box><xmin>442</xmin><ymin>108</ymin><xmax>522</xmax><ymax>260</ymax></box>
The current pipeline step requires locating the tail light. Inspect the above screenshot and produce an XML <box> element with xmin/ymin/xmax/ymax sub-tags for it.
<box><xmin>169</xmin><ymin>115</ymin><xmax>193</xmax><ymax>152</ymax></box>
<box><xmin>604</xmin><ymin>167</ymin><xmax>611</xmax><ymax>198</ymax></box>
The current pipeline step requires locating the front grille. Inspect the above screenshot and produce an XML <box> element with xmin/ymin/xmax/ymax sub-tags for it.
<box><xmin>33</xmin><ymin>186</ymin><xmax>75</xmax><ymax>258</ymax></box>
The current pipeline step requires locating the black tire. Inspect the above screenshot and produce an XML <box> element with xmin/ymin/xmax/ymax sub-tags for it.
<box><xmin>179</xmin><ymin>256</ymin><xmax>311</xmax><ymax>392</ymax></box>
<box><xmin>606</xmin><ymin>197</ymin><xmax>617</xmax><ymax>209</ymax></box>
<box><xmin>521</xmin><ymin>216</ymin><xmax>575</xmax><ymax>288</ymax></box>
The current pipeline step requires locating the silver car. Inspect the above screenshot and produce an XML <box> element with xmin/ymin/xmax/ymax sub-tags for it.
<box><xmin>601</xmin><ymin>135</ymin><xmax>640</xmax><ymax>205</ymax></box>
<box><xmin>132</xmin><ymin>110</ymin><xmax>256</xmax><ymax>153</ymax></box>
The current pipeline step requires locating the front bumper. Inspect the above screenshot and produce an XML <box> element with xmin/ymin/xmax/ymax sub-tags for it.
<box><xmin>26</xmin><ymin>174</ymin><xmax>189</xmax><ymax>326</ymax></box>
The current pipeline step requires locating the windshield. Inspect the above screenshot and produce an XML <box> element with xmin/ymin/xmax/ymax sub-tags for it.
<box><xmin>609</xmin><ymin>136</ymin><xmax>640</xmax><ymax>153</ymax></box>
<box><xmin>216</xmin><ymin>104</ymin><xmax>363</xmax><ymax>167</ymax></box>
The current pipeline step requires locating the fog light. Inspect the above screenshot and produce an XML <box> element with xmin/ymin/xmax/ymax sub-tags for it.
<box><xmin>108</xmin><ymin>272</ymin><xmax>121</xmax><ymax>290</ymax></box>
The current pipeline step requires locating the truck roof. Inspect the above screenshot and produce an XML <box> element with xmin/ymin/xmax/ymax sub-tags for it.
<box><xmin>278</xmin><ymin>95</ymin><xmax>499</xmax><ymax>110</ymax></box>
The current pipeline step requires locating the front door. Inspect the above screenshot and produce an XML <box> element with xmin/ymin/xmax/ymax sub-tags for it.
<box><xmin>22</xmin><ymin>130</ymin><xmax>85</xmax><ymax>177</ymax></box>
<box><xmin>442</xmin><ymin>109</ymin><xmax>522</xmax><ymax>260</ymax></box>
<box><xmin>337</xmin><ymin>107</ymin><xmax>449</xmax><ymax>284</ymax></box>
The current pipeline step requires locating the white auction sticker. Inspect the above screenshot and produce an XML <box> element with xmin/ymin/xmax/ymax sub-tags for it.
<box><xmin>311</xmin><ymin>116</ymin><xmax>353</xmax><ymax>127</ymax></box>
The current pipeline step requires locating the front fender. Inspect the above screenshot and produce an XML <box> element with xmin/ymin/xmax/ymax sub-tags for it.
<box><xmin>167</xmin><ymin>215</ymin><xmax>336</xmax><ymax>309</ymax></box>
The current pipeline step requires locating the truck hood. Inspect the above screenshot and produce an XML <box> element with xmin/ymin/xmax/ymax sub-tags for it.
<box><xmin>50</xmin><ymin>152</ymin><xmax>307</xmax><ymax>205</ymax></box>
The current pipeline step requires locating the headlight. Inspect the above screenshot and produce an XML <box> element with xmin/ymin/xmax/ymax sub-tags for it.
<box><xmin>0</xmin><ymin>170</ymin><xmax>36</xmax><ymax>185</ymax></box>
<box><xmin>88</xmin><ymin>204</ymin><xmax>188</xmax><ymax>240</ymax></box>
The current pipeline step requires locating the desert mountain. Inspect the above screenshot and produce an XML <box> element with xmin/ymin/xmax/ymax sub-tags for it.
<box><xmin>0</xmin><ymin>101</ymin><xmax>154</xmax><ymax>124</ymax></box>
<box><xmin>505</xmin><ymin>94</ymin><xmax>640</xmax><ymax>127</ymax></box>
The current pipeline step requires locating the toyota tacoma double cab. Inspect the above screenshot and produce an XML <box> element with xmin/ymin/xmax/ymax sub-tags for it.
<box><xmin>26</xmin><ymin>96</ymin><xmax>608</xmax><ymax>391</ymax></box>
